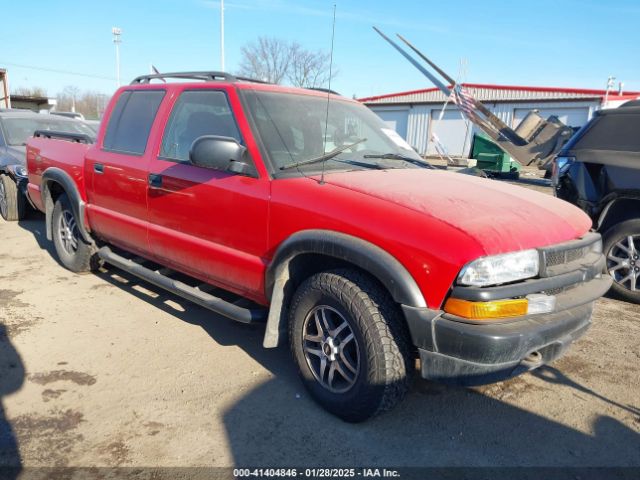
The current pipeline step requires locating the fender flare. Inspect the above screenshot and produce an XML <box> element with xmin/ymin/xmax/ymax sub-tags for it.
<box><xmin>262</xmin><ymin>230</ymin><xmax>426</xmax><ymax>348</ymax></box>
<box><xmin>597</xmin><ymin>195</ymin><xmax>640</xmax><ymax>231</ymax></box>
<box><xmin>41</xmin><ymin>167</ymin><xmax>94</xmax><ymax>244</ymax></box>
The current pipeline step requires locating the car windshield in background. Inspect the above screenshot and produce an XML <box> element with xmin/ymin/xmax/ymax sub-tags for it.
<box><xmin>242</xmin><ymin>90</ymin><xmax>427</xmax><ymax>174</ymax></box>
<box><xmin>1</xmin><ymin>117</ymin><xmax>95</xmax><ymax>146</ymax></box>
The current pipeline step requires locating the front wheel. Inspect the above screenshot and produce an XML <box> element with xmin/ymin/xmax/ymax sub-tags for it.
<box><xmin>0</xmin><ymin>174</ymin><xmax>27</xmax><ymax>221</ymax></box>
<box><xmin>603</xmin><ymin>219</ymin><xmax>640</xmax><ymax>304</ymax></box>
<box><xmin>289</xmin><ymin>269</ymin><xmax>412</xmax><ymax>422</ymax></box>
<box><xmin>52</xmin><ymin>193</ymin><xmax>98</xmax><ymax>273</ymax></box>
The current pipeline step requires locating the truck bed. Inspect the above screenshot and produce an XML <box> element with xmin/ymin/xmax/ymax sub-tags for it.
<box><xmin>26</xmin><ymin>136</ymin><xmax>92</xmax><ymax>212</ymax></box>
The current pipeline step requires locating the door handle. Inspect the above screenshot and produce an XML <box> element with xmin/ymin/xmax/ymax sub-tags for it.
<box><xmin>94</xmin><ymin>163</ymin><xmax>104</xmax><ymax>174</ymax></box>
<box><xmin>148</xmin><ymin>173</ymin><xmax>163</xmax><ymax>188</ymax></box>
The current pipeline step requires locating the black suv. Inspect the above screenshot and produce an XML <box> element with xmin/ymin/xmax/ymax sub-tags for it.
<box><xmin>554</xmin><ymin>100</ymin><xmax>640</xmax><ymax>303</ymax></box>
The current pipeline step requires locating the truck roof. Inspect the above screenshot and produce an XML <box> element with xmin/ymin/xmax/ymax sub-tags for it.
<box><xmin>125</xmin><ymin>71</ymin><xmax>347</xmax><ymax>102</ymax></box>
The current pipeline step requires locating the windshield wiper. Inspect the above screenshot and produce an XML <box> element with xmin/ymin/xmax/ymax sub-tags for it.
<box><xmin>334</xmin><ymin>159</ymin><xmax>385</xmax><ymax>170</ymax></box>
<box><xmin>279</xmin><ymin>138</ymin><xmax>367</xmax><ymax>170</ymax></box>
<box><xmin>363</xmin><ymin>152</ymin><xmax>432</xmax><ymax>168</ymax></box>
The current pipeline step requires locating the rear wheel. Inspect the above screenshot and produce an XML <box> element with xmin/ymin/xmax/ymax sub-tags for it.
<box><xmin>0</xmin><ymin>174</ymin><xmax>27</xmax><ymax>221</ymax></box>
<box><xmin>603</xmin><ymin>219</ymin><xmax>640</xmax><ymax>304</ymax></box>
<box><xmin>289</xmin><ymin>269</ymin><xmax>412</xmax><ymax>422</ymax></box>
<box><xmin>52</xmin><ymin>193</ymin><xmax>98</xmax><ymax>273</ymax></box>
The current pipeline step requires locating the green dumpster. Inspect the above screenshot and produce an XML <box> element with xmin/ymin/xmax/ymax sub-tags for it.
<box><xmin>469</xmin><ymin>133</ymin><xmax>521</xmax><ymax>179</ymax></box>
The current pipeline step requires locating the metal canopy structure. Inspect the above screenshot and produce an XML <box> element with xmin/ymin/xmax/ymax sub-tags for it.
<box><xmin>374</xmin><ymin>29</ymin><xmax>577</xmax><ymax>168</ymax></box>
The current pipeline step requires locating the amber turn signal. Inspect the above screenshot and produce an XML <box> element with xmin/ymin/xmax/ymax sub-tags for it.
<box><xmin>444</xmin><ymin>297</ymin><xmax>528</xmax><ymax>320</ymax></box>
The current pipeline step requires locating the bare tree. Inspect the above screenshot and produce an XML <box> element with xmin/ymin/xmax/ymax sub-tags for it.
<box><xmin>11</xmin><ymin>86</ymin><xmax>48</xmax><ymax>97</ymax></box>
<box><xmin>57</xmin><ymin>85</ymin><xmax>81</xmax><ymax>112</ymax></box>
<box><xmin>287</xmin><ymin>44</ymin><xmax>335</xmax><ymax>89</ymax></box>
<box><xmin>238</xmin><ymin>37</ymin><xmax>291</xmax><ymax>84</ymax></box>
<box><xmin>56</xmin><ymin>86</ymin><xmax>109</xmax><ymax>119</ymax></box>
<box><xmin>238</xmin><ymin>36</ymin><xmax>336</xmax><ymax>88</ymax></box>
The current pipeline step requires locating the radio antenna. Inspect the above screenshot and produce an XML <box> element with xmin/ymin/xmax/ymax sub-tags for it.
<box><xmin>320</xmin><ymin>3</ymin><xmax>337</xmax><ymax>185</ymax></box>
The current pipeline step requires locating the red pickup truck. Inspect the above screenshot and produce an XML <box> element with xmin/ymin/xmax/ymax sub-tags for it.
<box><xmin>26</xmin><ymin>71</ymin><xmax>610</xmax><ymax>422</ymax></box>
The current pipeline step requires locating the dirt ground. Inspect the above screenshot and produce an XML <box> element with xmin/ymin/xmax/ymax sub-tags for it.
<box><xmin>0</xmin><ymin>172</ymin><xmax>639</xmax><ymax>473</ymax></box>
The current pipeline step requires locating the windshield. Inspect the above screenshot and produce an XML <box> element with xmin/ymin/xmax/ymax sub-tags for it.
<box><xmin>242</xmin><ymin>90</ymin><xmax>426</xmax><ymax>175</ymax></box>
<box><xmin>0</xmin><ymin>116</ymin><xmax>95</xmax><ymax>146</ymax></box>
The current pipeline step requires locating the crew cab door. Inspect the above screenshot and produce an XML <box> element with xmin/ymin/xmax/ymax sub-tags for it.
<box><xmin>85</xmin><ymin>89</ymin><xmax>166</xmax><ymax>255</ymax></box>
<box><xmin>146</xmin><ymin>87</ymin><xmax>270</xmax><ymax>301</ymax></box>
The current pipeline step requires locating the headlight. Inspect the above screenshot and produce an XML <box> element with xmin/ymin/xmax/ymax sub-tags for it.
<box><xmin>458</xmin><ymin>249</ymin><xmax>539</xmax><ymax>286</ymax></box>
<box><xmin>551</xmin><ymin>156</ymin><xmax>574</xmax><ymax>186</ymax></box>
<box><xmin>7</xmin><ymin>164</ymin><xmax>27</xmax><ymax>178</ymax></box>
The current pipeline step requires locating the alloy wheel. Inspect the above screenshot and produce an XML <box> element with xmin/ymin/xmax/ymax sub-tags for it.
<box><xmin>607</xmin><ymin>235</ymin><xmax>640</xmax><ymax>292</ymax></box>
<box><xmin>302</xmin><ymin>306</ymin><xmax>360</xmax><ymax>393</ymax></box>
<box><xmin>0</xmin><ymin>179</ymin><xmax>7</xmax><ymax>218</ymax></box>
<box><xmin>58</xmin><ymin>209</ymin><xmax>79</xmax><ymax>255</ymax></box>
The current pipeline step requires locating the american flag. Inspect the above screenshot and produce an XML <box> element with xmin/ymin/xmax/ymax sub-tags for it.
<box><xmin>451</xmin><ymin>84</ymin><xmax>476</xmax><ymax>118</ymax></box>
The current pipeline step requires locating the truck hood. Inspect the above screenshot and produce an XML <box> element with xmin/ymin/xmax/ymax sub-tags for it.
<box><xmin>1</xmin><ymin>145</ymin><xmax>26</xmax><ymax>166</ymax></box>
<box><xmin>321</xmin><ymin>168</ymin><xmax>592</xmax><ymax>255</ymax></box>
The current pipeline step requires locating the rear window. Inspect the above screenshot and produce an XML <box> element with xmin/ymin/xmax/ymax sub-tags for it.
<box><xmin>573</xmin><ymin>113</ymin><xmax>640</xmax><ymax>152</ymax></box>
<box><xmin>0</xmin><ymin>116</ymin><xmax>95</xmax><ymax>146</ymax></box>
<box><xmin>103</xmin><ymin>90</ymin><xmax>165</xmax><ymax>155</ymax></box>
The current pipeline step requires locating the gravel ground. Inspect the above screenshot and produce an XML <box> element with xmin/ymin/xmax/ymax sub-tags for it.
<box><xmin>0</xmin><ymin>173</ymin><xmax>638</xmax><ymax>472</ymax></box>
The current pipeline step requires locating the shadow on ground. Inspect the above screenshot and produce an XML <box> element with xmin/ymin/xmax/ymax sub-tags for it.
<box><xmin>0</xmin><ymin>324</ymin><xmax>24</xmax><ymax>478</ymax></box>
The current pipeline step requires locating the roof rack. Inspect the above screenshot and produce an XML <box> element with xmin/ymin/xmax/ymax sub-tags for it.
<box><xmin>129</xmin><ymin>71</ymin><xmax>270</xmax><ymax>85</ymax></box>
<box><xmin>307</xmin><ymin>87</ymin><xmax>341</xmax><ymax>96</ymax></box>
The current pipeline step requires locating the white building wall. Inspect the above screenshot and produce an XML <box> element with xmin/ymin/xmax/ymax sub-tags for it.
<box><xmin>406</xmin><ymin>105</ymin><xmax>430</xmax><ymax>153</ymax></box>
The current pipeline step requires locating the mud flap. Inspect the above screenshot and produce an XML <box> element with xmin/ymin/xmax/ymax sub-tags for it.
<box><xmin>263</xmin><ymin>267</ymin><xmax>290</xmax><ymax>348</ymax></box>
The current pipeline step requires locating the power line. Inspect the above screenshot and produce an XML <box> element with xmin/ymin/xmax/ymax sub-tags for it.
<box><xmin>0</xmin><ymin>61</ymin><xmax>116</xmax><ymax>81</ymax></box>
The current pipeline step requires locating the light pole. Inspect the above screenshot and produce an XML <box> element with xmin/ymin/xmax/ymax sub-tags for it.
<box><xmin>220</xmin><ymin>0</ymin><xmax>225</xmax><ymax>71</ymax></box>
<box><xmin>112</xmin><ymin>27</ymin><xmax>122</xmax><ymax>87</ymax></box>
<box><xmin>604</xmin><ymin>75</ymin><xmax>615</xmax><ymax>107</ymax></box>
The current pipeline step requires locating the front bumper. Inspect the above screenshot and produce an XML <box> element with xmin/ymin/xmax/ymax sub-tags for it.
<box><xmin>403</xmin><ymin>233</ymin><xmax>611</xmax><ymax>385</ymax></box>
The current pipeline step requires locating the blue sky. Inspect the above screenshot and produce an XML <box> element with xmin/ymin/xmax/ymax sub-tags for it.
<box><xmin>2</xmin><ymin>0</ymin><xmax>639</xmax><ymax>99</ymax></box>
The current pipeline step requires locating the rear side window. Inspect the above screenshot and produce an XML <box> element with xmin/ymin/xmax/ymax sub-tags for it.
<box><xmin>159</xmin><ymin>90</ymin><xmax>242</xmax><ymax>162</ymax></box>
<box><xmin>103</xmin><ymin>90</ymin><xmax>165</xmax><ymax>155</ymax></box>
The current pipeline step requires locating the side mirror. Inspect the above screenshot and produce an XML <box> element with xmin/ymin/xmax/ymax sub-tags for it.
<box><xmin>189</xmin><ymin>135</ymin><xmax>250</xmax><ymax>174</ymax></box>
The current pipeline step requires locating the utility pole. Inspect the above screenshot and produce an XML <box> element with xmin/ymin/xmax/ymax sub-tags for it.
<box><xmin>112</xmin><ymin>27</ymin><xmax>122</xmax><ymax>87</ymax></box>
<box><xmin>604</xmin><ymin>75</ymin><xmax>615</xmax><ymax>107</ymax></box>
<box><xmin>220</xmin><ymin>0</ymin><xmax>225</xmax><ymax>71</ymax></box>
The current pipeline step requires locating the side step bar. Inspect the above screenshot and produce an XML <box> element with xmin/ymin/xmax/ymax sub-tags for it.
<box><xmin>97</xmin><ymin>247</ymin><xmax>267</xmax><ymax>324</ymax></box>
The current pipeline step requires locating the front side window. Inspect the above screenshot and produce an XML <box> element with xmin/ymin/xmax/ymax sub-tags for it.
<box><xmin>160</xmin><ymin>90</ymin><xmax>242</xmax><ymax>162</ymax></box>
<box><xmin>103</xmin><ymin>89</ymin><xmax>165</xmax><ymax>155</ymax></box>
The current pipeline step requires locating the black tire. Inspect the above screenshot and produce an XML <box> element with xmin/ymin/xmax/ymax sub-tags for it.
<box><xmin>0</xmin><ymin>174</ymin><xmax>27</xmax><ymax>221</ymax></box>
<box><xmin>289</xmin><ymin>269</ymin><xmax>412</xmax><ymax>422</ymax></box>
<box><xmin>51</xmin><ymin>193</ymin><xmax>98</xmax><ymax>273</ymax></box>
<box><xmin>603</xmin><ymin>219</ymin><xmax>640</xmax><ymax>304</ymax></box>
